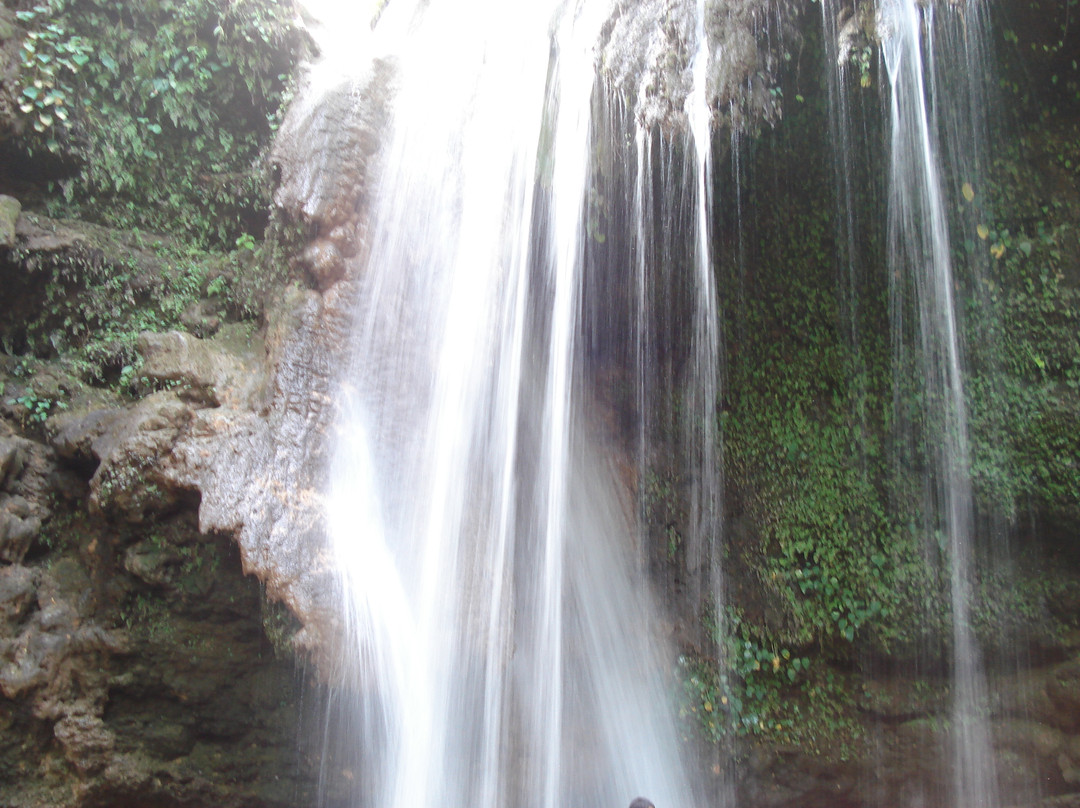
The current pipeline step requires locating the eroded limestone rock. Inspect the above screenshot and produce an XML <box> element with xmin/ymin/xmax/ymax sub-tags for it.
<box><xmin>272</xmin><ymin>57</ymin><xmax>394</xmax><ymax>291</ymax></box>
<box><xmin>600</xmin><ymin>0</ymin><xmax>802</xmax><ymax>131</ymax></box>
<box><xmin>0</xmin><ymin>428</ymin><xmax>59</xmax><ymax>564</ymax></box>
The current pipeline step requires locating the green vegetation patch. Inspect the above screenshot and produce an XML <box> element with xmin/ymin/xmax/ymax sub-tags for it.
<box><xmin>12</xmin><ymin>0</ymin><xmax>303</xmax><ymax>247</ymax></box>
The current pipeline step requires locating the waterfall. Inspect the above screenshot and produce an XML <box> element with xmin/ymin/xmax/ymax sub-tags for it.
<box><xmin>316</xmin><ymin>1</ymin><xmax>710</xmax><ymax>807</ymax></box>
<box><xmin>292</xmin><ymin>0</ymin><xmax>1007</xmax><ymax>801</ymax></box>
<box><xmin>878</xmin><ymin>0</ymin><xmax>998</xmax><ymax>805</ymax></box>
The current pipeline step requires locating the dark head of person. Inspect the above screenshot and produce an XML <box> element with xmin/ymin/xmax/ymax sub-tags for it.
<box><xmin>629</xmin><ymin>798</ymin><xmax>655</xmax><ymax>808</ymax></box>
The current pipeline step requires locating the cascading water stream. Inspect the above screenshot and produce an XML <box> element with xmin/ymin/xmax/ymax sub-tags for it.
<box><xmin>879</xmin><ymin>0</ymin><xmax>998</xmax><ymax>804</ymax></box>
<box><xmin>684</xmin><ymin>0</ymin><xmax>724</xmax><ymax>614</ymax></box>
<box><xmin>316</xmin><ymin>1</ymin><xmax>708</xmax><ymax>807</ymax></box>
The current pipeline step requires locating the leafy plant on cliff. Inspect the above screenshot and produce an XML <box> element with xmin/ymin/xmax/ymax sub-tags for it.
<box><xmin>13</xmin><ymin>0</ymin><xmax>302</xmax><ymax>247</ymax></box>
<box><xmin>961</xmin><ymin>143</ymin><xmax>1080</xmax><ymax>525</ymax></box>
<box><xmin>721</xmin><ymin>199</ymin><xmax>919</xmax><ymax>650</ymax></box>
<box><xmin>679</xmin><ymin>608</ymin><xmax>861</xmax><ymax>755</ymax></box>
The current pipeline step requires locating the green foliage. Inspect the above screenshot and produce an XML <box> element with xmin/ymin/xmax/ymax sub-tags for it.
<box><xmin>679</xmin><ymin>609</ymin><xmax>861</xmax><ymax>755</ymax></box>
<box><xmin>674</xmin><ymin>9</ymin><xmax>1080</xmax><ymax>760</ymax></box>
<box><xmin>6</xmin><ymin>390</ymin><xmax>66</xmax><ymax>424</ymax></box>
<box><xmin>997</xmin><ymin>1</ymin><xmax>1080</xmax><ymax>111</ymax></box>
<box><xmin>14</xmin><ymin>6</ymin><xmax>91</xmax><ymax>147</ymax></box>
<box><xmin>9</xmin><ymin>221</ymin><xmax>252</xmax><ymax>389</ymax></box>
<box><xmin>682</xmin><ymin>609</ymin><xmax>809</xmax><ymax>738</ymax></box>
<box><xmin>718</xmin><ymin>45</ymin><xmax>1080</xmax><ymax>668</ymax></box>
<box><xmin>961</xmin><ymin>137</ymin><xmax>1080</xmax><ymax>525</ymax></box>
<box><xmin>723</xmin><ymin>257</ymin><xmax>916</xmax><ymax>649</ymax></box>
<box><xmin>120</xmin><ymin>591</ymin><xmax>176</xmax><ymax>641</ymax></box>
<box><xmin>14</xmin><ymin>0</ymin><xmax>301</xmax><ymax>247</ymax></box>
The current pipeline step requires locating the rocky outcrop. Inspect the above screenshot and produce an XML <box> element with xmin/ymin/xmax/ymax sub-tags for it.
<box><xmin>0</xmin><ymin>196</ymin><xmax>367</xmax><ymax>668</ymax></box>
<box><xmin>600</xmin><ymin>0</ymin><xmax>802</xmax><ymax>131</ymax></box>
<box><xmin>0</xmin><ymin>401</ymin><xmax>325</xmax><ymax>808</ymax></box>
<box><xmin>271</xmin><ymin>54</ymin><xmax>393</xmax><ymax>292</ymax></box>
<box><xmin>0</xmin><ymin>192</ymin><xmax>348</xmax><ymax>804</ymax></box>
<box><xmin>39</xmin><ymin>298</ymin><xmax>345</xmax><ymax>661</ymax></box>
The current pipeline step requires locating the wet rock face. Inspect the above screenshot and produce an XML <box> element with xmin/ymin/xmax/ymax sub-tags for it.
<box><xmin>0</xmin><ymin>419</ymin><xmax>323</xmax><ymax>807</ymax></box>
<box><xmin>0</xmin><ymin>202</ymin><xmax>349</xmax><ymax>804</ymax></box>
<box><xmin>272</xmin><ymin>56</ymin><xmax>394</xmax><ymax>292</ymax></box>
<box><xmin>733</xmin><ymin>658</ymin><xmax>1080</xmax><ymax>808</ymax></box>
<box><xmin>599</xmin><ymin>0</ymin><xmax>802</xmax><ymax>132</ymax></box>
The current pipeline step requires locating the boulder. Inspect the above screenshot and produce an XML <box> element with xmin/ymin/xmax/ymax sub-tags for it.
<box><xmin>0</xmin><ymin>434</ymin><xmax>29</xmax><ymax>486</ymax></box>
<box><xmin>136</xmin><ymin>329</ymin><xmax>260</xmax><ymax>408</ymax></box>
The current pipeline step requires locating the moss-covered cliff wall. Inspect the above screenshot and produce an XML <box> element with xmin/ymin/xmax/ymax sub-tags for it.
<box><xmin>663</xmin><ymin>2</ymin><xmax>1080</xmax><ymax>804</ymax></box>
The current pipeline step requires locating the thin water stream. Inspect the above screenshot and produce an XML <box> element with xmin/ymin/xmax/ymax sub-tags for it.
<box><xmin>880</xmin><ymin>0</ymin><xmax>998</xmax><ymax>804</ymax></box>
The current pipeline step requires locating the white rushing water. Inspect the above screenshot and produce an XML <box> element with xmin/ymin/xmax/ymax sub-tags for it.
<box><xmin>316</xmin><ymin>1</ymin><xmax>708</xmax><ymax>807</ymax></box>
<box><xmin>879</xmin><ymin>0</ymin><xmax>998</xmax><ymax>805</ymax></box>
<box><xmin>684</xmin><ymin>0</ymin><xmax>724</xmax><ymax>615</ymax></box>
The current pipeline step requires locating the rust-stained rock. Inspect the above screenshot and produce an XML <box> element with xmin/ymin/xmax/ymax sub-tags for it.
<box><xmin>272</xmin><ymin>56</ymin><xmax>393</xmax><ymax>277</ymax></box>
